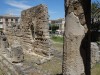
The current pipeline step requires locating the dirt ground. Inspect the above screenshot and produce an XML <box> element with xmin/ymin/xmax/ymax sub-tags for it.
<box><xmin>23</xmin><ymin>42</ymin><xmax>63</xmax><ymax>75</ymax></box>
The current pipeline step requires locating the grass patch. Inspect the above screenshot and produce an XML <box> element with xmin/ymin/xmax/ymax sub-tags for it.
<box><xmin>91</xmin><ymin>63</ymin><xmax>100</xmax><ymax>75</ymax></box>
<box><xmin>51</xmin><ymin>36</ymin><xmax>63</xmax><ymax>43</ymax></box>
<box><xmin>0</xmin><ymin>69</ymin><xmax>5</xmax><ymax>75</ymax></box>
<box><xmin>39</xmin><ymin>57</ymin><xmax>62</xmax><ymax>75</ymax></box>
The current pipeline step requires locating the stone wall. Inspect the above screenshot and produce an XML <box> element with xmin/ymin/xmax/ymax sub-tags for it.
<box><xmin>5</xmin><ymin>23</ymin><xmax>22</xmax><ymax>47</ymax></box>
<box><xmin>5</xmin><ymin>4</ymin><xmax>52</xmax><ymax>56</ymax></box>
<box><xmin>21</xmin><ymin>4</ymin><xmax>51</xmax><ymax>56</ymax></box>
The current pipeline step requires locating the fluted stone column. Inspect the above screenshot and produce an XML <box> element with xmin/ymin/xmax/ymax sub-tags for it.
<box><xmin>63</xmin><ymin>0</ymin><xmax>90</xmax><ymax>75</ymax></box>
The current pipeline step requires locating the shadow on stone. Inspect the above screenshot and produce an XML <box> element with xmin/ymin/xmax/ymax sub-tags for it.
<box><xmin>56</xmin><ymin>74</ymin><xmax>63</xmax><ymax>75</ymax></box>
<box><xmin>80</xmin><ymin>31</ymin><xmax>91</xmax><ymax>75</ymax></box>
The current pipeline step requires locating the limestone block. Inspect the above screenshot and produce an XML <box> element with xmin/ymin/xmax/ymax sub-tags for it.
<box><xmin>11</xmin><ymin>40</ymin><xmax>24</xmax><ymax>63</ymax></box>
<box><xmin>91</xmin><ymin>42</ymin><xmax>100</xmax><ymax>67</ymax></box>
<box><xmin>0</xmin><ymin>35</ymin><xmax>9</xmax><ymax>54</ymax></box>
<box><xmin>6</xmin><ymin>48</ymin><xmax>12</xmax><ymax>58</ymax></box>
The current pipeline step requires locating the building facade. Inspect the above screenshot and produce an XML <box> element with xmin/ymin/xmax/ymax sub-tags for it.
<box><xmin>49</xmin><ymin>18</ymin><xmax>65</xmax><ymax>34</ymax></box>
<box><xmin>0</xmin><ymin>14</ymin><xmax>20</xmax><ymax>32</ymax></box>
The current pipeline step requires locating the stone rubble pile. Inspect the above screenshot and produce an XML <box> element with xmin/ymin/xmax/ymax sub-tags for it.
<box><xmin>0</xmin><ymin>33</ymin><xmax>24</xmax><ymax>63</ymax></box>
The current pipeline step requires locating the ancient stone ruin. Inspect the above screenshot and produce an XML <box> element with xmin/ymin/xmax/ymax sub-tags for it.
<box><xmin>0</xmin><ymin>4</ymin><xmax>53</xmax><ymax>75</ymax></box>
<box><xmin>0</xmin><ymin>30</ymin><xmax>24</xmax><ymax>63</ymax></box>
<box><xmin>21</xmin><ymin>4</ymin><xmax>52</xmax><ymax>56</ymax></box>
<box><xmin>5</xmin><ymin>4</ymin><xmax>52</xmax><ymax>57</ymax></box>
<box><xmin>0</xmin><ymin>1</ymin><xmax>92</xmax><ymax>75</ymax></box>
<box><xmin>63</xmin><ymin>0</ymin><xmax>90</xmax><ymax>75</ymax></box>
<box><xmin>10</xmin><ymin>40</ymin><xmax>24</xmax><ymax>63</ymax></box>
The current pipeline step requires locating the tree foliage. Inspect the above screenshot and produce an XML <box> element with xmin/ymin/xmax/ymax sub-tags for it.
<box><xmin>91</xmin><ymin>2</ymin><xmax>99</xmax><ymax>17</ymax></box>
<box><xmin>91</xmin><ymin>1</ymin><xmax>100</xmax><ymax>41</ymax></box>
<box><xmin>49</xmin><ymin>24</ymin><xmax>59</xmax><ymax>33</ymax></box>
<box><xmin>91</xmin><ymin>1</ymin><xmax>100</xmax><ymax>30</ymax></box>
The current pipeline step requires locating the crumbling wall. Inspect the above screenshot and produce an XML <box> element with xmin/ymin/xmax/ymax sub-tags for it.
<box><xmin>21</xmin><ymin>4</ymin><xmax>51</xmax><ymax>56</ymax></box>
<box><xmin>5</xmin><ymin>23</ymin><xmax>22</xmax><ymax>47</ymax></box>
<box><xmin>0</xmin><ymin>4</ymin><xmax>51</xmax><ymax>73</ymax></box>
<box><xmin>5</xmin><ymin>4</ymin><xmax>52</xmax><ymax>56</ymax></box>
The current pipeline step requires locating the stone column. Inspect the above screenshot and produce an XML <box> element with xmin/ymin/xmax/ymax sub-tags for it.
<box><xmin>63</xmin><ymin>0</ymin><xmax>90</xmax><ymax>75</ymax></box>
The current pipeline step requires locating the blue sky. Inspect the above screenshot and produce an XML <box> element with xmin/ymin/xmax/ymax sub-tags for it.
<box><xmin>0</xmin><ymin>0</ymin><xmax>64</xmax><ymax>20</ymax></box>
<box><xmin>92</xmin><ymin>0</ymin><xmax>100</xmax><ymax>2</ymax></box>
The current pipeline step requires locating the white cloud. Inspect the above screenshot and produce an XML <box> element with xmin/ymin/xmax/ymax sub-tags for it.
<box><xmin>5</xmin><ymin>0</ymin><xmax>32</xmax><ymax>16</ymax></box>
<box><xmin>49</xmin><ymin>11</ymin><xmax>57</xmax><ymax>14</ymax></box>
<box><xmin>5</xmin><ymin>0</ymin><xmax>46</xmax><ymax>16</ymax></box>
<box><xmin>6</xmin><ymin>8</ymin><xmax>22</xmax><ymax>16</ymax></box>
<box><xmin>6</xmin><ymin>0</ymin><xmax>31</xmax><ymax>9</ymax></box>
<box><xmin>48</xmin><ymin>9</ymin><xmax>57</xmax><ymax>15</ymax></box>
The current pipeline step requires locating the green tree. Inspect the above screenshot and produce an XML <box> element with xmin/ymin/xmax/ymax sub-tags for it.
<box><xmin>91</xmin><ymin>1</ymin><xmax>100</xmax><ymax>30</ymax></box>
<box><xmin>91</xmin><ymin>1</ymin><xmax>100</xmax><ymax>41</ymax></box>
<box><xmin>49</xmin><ymin>24</ymin><xmax>59</xmax><ymax>33</ymax></box>
<box><xmin>91</xmin><ymin>2</ymin><xmax>99</xmax><ymax>17</ymax></box>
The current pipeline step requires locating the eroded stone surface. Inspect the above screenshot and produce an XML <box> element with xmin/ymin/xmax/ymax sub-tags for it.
<box><xmin>21</xmin><ymin>4</ymin><xmax>51</xmax><ymax>56</ymax></box>
<box><xmin>0</xmin><ymin>4</ymin><xmax>54</xmax><ymax>75</ymax></box>
<box><xmin>5</xmin><ymin>4</ymin><xmax>52</xmax><ymax>56</ymax></box>
<box><xmin>63</xmin><ymin>0</ymin><xmax>88</xmax><ymax>75</ymax></box>
<box><xmin>91</xmin><ymin>42</ymin><xmax>100</xmax><ymax>68</ymax></box>
<box><xmin>0</xmin><ymin>32</ymin><xmax>9</xmax><ymax>53</ymax></box>
<box><xmin>11</xmin><ymin>40</ymin><xmax>24</xmax><ymax>63</ymax></box>
<box><xmin>63</xmin><ymin>12</ymin><xmax>85</xmax><ymax>75</ymax></box>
